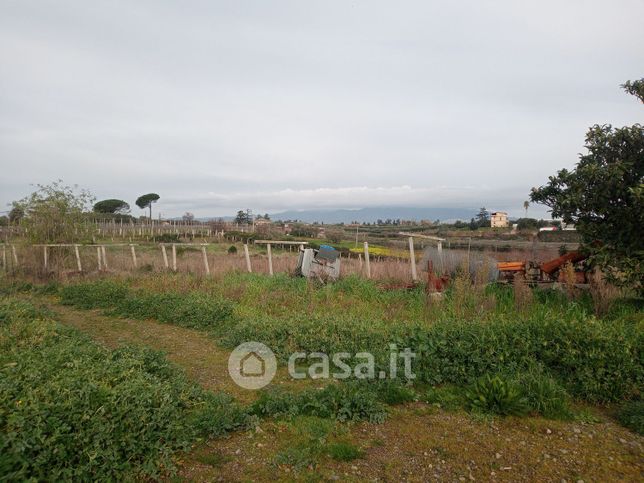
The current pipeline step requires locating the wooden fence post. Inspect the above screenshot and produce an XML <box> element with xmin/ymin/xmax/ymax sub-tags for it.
<box><xmin>171</xmin><ymin>244</ymin><xmax>177</xmax><ymax>271</ymax></box>
<box><xmin>2</xmin><ymin>245</ymin><xmax>6</xmax><ymax>271</ymax></box>
<box><xmin>101</xmin><ymin>246</ymin><xmax>108</xmax><ymax>270</ymax></box>
<box><xmin>408</xmin><ymin>236</ymin><xmax>417</xmax><ymax>281</ymax></box>
<box><xmin>243</xmin><ymin>244</ymin><xmax>252</xmax><ymax>273</ymax></box>
<box><xmin>267</xmin><ymin>243</ymin><xmax>273</xmax><ymax>276</ymax></box>
<box><xmin>43</xmin><ymin>246</ymin><xmax>48</xmax><ymax>271</ymax></box>
<box><xmin>363</xmin><ymin>242</ymin><xmax>371</xmax><ymax>278</ymax></box>
<box><xmin>437</xmin><ymin>241</ymin><xmax>444</xmax><ymax>273</ymax></box>
<box><xmin>161</xmin><ymin>245</ymin><xmax>169</xmax><ymax>269</ymax></box>
<box><xmin>74</xmin><ymin>244</ymin><xmax>82</xmax><ymax>272</ymax></box>
<box><xmin>201</xmin><ymin>245</ymin><xmax>210</xmax><ymax>275</ymax></box>
<box><xmin>130</xmin><ymin>244</ymin><xmax>138</xmax><ymax>268</ymax></box>
<box><xmin>96</xmin><ymin>246</ymin><xmax>102</xmax><ymax>270</ymax></box>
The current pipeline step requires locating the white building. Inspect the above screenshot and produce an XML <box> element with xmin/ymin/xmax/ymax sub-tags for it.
<box><xmin>490</xmin><ymin>211</ymin><xmax>509</xmax><ymax>228</ymax></box>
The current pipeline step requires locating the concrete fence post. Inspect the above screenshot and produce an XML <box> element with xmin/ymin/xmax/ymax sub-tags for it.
<box><xmin>408</xmin><ymin>236</ymin><xmax>417</xmax><ymax>281</ymax></box>
<box><xmin>363</xmin><ymin>242</ymin><xmax>371</xmax><ymax>278</ymax></box>
<box><xmin>244</xmin><ymin>244</ymin><xmax>252</xmax><ymax>273</ymax></box>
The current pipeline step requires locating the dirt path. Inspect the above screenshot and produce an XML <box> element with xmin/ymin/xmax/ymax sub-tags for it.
<box><xmin>180</xmin><ymin>406</ymin><xmax>644</xmax><ymax>482</ymax></box>
<box><xmin>40</xmin><ymin>298</ymin><xmax>644</xmax><ymax>482</ymax></box>
<box><xmin>40</xmin><ymin>298</ymin><xmax>321</xmax><ymax>403</ymax></box>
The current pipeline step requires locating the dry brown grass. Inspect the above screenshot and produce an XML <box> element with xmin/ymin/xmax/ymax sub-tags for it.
<box><xmin>512</xmin><ymin>272</ymin><xmax>533</xmax><ymax>312</ymax></box>
<box><xmin>2</xmin><ymin>243</ymin><xmax>419</xmax><ymax>284</ymax></box>
<box><xmin>562</xmin><ymin>261</ymin><xmax>578</xmax><ymax>300</ymax></box>
<box><xmin>447</xmin><ymin>261</ymin><xmax>496</xmax><ymax>319</ymax></box>
<box><xmin>588</xmin><ymin>270</ymin><xmax>623</xmax><ymax>317</ymax></box>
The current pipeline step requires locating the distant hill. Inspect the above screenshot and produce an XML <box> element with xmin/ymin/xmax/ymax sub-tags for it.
<box><xmin>263</xmin><ymin>207</ymin><xmax>476</xmax><ymax>224</ymax></box>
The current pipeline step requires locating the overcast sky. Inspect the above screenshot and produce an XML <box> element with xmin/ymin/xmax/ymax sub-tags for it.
<box><xmin>1</xmin><ymin>0</ymin><xmax>642</xmax><ymax>218</ymax></box>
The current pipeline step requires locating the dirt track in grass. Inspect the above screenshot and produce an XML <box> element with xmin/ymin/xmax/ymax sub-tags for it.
<box><xmin>41</xmin><ymin>297</ymin><xmax>644</xmax><ymax>482</ymax></box>
<box><xmin>178</xmin><ymin>406</ymin><xmax>644</xmax><ymax>482</ymax></box>
<box><xmin>39</xmin><ymin>298</ymin><xmax>314</xmax><ymax>404</ymax></box>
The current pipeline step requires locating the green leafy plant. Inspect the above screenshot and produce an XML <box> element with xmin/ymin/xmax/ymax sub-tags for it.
<box><xmin>157</xmin><ymin>233</ymin><xmax>181</xmax><ymax>243</ymax></box>
<box><xmin>466</xmin><ymin>374</ymin><xmax>528</xmax><ymax>416</ymax></box>
<box><xmin>516</xmin><ymin>369</ymin><xmax>572</xmax><ymax>419</ymax></box>
<box><xmin>617</xmin><ymin>400</ymin><xmax>644</xmax><ymax>435</ymax></box>
<box><xmin>10</xmin><ymin>180</ymin><xmax>95</xmax><ymax>243</ymax></box>
<box><xmin>250</xmin><ymin>382</ymin><xmax>388</xmax><ymax>424</ymax></box>
<box><xmin>0</xmin><ymin>297</ymin><xmax>250</xmax><ymax>480</ymax></box>
<box><xmin>60</xmin><ymin>281</ymin><xmax>234</xmax><ymax>332</ymax></box>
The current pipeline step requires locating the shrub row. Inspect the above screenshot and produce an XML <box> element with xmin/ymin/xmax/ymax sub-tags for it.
<box><xmin>0</xmin><ymin>298</ymin><xmax>249</xmax><ymax>481</ymax></box>
<box><xmin>60</xmin><ymin>280</ymin><xmax>234</xmax><ymax>331</ymax></box>
<box><xmin>225</xmin><ymin>310</ymin><xmax>642</xmax><ymax>403</ymax></box>
<box><xmin>250</xmin><ymin>380</ymin><xmax>415</xmax><ymax>424</ymax></box>
<box><xmin>55</xmin><ymin>278</ymin><xmax>644</xmax><ymax>402</ymax></box>
<box><xmin>407</xmin><ymin>315</ymin><xmax>643</xmax><ymax>402</ymax></box>
<box><xmin>425</xmin><ymin>369</ymin><xmax>573</xmax><ymax>419</ymax></box>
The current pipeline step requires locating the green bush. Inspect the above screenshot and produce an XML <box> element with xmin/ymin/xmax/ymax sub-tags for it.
<box><xmin>189</xmin><ymin>391</ymin><xmax>254</xmax><ymax>437</ymax></box>
<box><xmin>250</xmin><ymin>382</ymin><xmax>389</xmax><ymax>424</ymax></box>
<box><xmin>466</xmin><ymin>374</ymin><xmax>529</xmax><ymax>416</ymax></box>
<box><xmin>406</xmin><ymin>314</ymin><xmax>643</xmax><ymax>402</ymax></box>
<box><xmin>0</xmin><ymin>280</ymin><xmax>34</xmax><ymax>295</ymax></box>
<box><xmin>617</xmin><ymin>400</ymin><xmax>644</xmax><ymax>435</ymax></box>
<box><xmin>49</xmin><ymin>276</ymin><xmax>644</xmax><ymax>403</ymax></box>
<box><xmin>109</xmin><ymin>291</ymin><xmax>233</xmax><ymax>331</ymax></box>
<box><xmin>228</xmin><ymin>309</ymin><xmax>642</xmax><ymax>403</ymax></box>
<box><xmin>0</xmin><ymin>298</ymin><xmax>249</xmax><ymax>480</ymax></box>
<box><xmin>516</xmin><ymin>369</ymin><xmax>572</xmax><ymax>419</ymax></box>
<box><xmin>60</xmin><ymin>280</ymin><xmax>129</xmax><ymax>309</ymax></box>
<box><xmin>156</xmin><ymin>233</ymin><xmax>181</xmax><ymax>243</ymax></box>
<box><xmin>426</xmin><ymin>372</ymin><xmax>572</xmax><ymax>420</ymax></box>
<box><xmin>60</xmin><ymin>281</ymin><xmax>234</xmax><ymax>332</ymax></box>
<box><xmin>1</xmin><ymin>280</ymin><xmax>61</xmax><ymax>296</ymax></box>
<box><xmin>224</xmin><ymin>313</ymin><xmax>402</xmax><ymax>366</ymax></box>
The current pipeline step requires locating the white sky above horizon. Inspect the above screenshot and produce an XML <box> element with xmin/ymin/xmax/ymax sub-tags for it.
<box><xmin>1</xmin><ymin>0</ymin><xmax>642</xmax><ymax>219</ymax></box>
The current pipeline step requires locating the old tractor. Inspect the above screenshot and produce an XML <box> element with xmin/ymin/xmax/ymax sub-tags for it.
<box><xmin>497</xmin><ymin>251</ymin><xmax>589</xmax><ymax>285</ymax></box>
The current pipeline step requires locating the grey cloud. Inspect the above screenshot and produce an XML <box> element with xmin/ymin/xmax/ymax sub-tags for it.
<box><xmin>1</xmin><ymin>0</ymin><xmax>642</xmax><ymax>218</ymax></box>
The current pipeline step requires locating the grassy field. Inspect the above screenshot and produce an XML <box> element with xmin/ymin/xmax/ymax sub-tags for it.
<box><xmin>1</xmin><ymin>271</ymin><xmax>642</xmax><ymax>480</ymax></box>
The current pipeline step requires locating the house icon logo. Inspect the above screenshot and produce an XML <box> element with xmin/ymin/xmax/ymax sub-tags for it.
<box><xmin>240</xmin><ymin>351</ymin><xmax>265</xmax><ymax>377</ymax></box>
<box><xmin>228</xmin><ymin>342</ymin><xmax>276</xmax><ymax>390</ymax></box>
